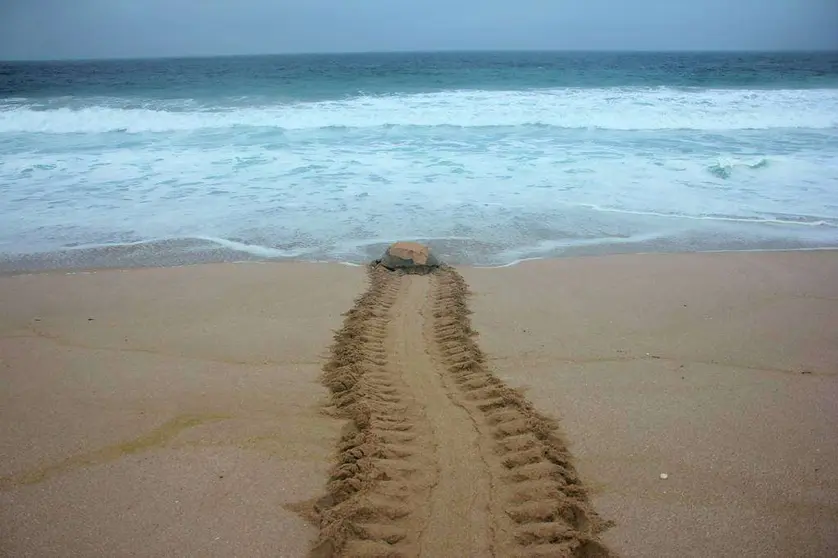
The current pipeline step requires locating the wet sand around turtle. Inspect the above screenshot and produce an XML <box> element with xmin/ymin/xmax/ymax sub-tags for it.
<box><xmin>1</xmin><ymin>251</ymin><xmax>837</xmax><ymax>557</ymax></box>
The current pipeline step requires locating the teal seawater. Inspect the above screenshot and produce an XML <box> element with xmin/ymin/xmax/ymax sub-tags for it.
<box><xmin>1</xmin><ymin>51</ymin><xmax>838</xmax><ymax>269</ymax></box>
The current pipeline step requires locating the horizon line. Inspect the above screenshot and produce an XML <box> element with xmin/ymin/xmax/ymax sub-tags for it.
<box><xmin>2</xmin><ymin>46</ymin><xmax>837</xmax><ymax>64</ymax></box>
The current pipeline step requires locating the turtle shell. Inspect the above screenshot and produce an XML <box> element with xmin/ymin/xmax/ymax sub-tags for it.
<box><xmin>377</xmin><ymin>241</ymin><xmax>440</xmax><ymax>273</ymax></box>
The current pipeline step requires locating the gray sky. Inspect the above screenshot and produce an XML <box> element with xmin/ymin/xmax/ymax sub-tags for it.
<box><xmin>1</xmin><ymin>0</ymin><xmax>836</xmax><ymax>60</ymax></box>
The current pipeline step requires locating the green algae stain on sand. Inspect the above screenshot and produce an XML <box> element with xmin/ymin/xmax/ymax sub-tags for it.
<box><xmin>0</xmin><ymin>414</ymin><xmax>229</xmax><ymax>491</ymax></box>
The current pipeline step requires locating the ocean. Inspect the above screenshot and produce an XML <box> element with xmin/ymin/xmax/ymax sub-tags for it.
<box><xmin>1</xmin><ymin>51</ymin><xmax>837</xmax><ymax>271</ymax></box>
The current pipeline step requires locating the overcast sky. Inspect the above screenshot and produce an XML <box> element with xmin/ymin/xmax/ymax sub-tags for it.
<box><xmin>1</xmin><ymin>0</ymin><xmax>836</xmax><ymax>60</ymax></box>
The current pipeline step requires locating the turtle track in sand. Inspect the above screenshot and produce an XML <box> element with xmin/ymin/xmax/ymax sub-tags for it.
<box><xmin>310</xmin><ymin>264</ymin><xmax>613</xmax><ymax>558</ymax></box>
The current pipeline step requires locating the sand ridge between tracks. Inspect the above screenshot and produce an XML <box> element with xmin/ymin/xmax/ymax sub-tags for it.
<box><xmin>307</xmin><ymin>263</ymin><xmax>613</xmax><ymax>557</ymax></box>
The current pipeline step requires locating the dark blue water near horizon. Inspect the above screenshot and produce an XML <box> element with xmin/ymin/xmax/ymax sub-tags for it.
<box><xmin>4</xmin><ymin>51</ymin><xmax>838</xmax><ymax>102</ymax></box>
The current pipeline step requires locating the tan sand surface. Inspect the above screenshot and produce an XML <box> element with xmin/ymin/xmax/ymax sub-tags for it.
<box><xmin>2</xmin><ymin>251</ymin><xmax>837</xmax><ymax>557</ymax></box>
<box><xmin>0</xmin><ymin>263</ymin><xmax>364</xmax><ymax>558</ymax></box>
<box><xmin>461</xmin><ymin>251</ymin><xmax>838</xmax><ymax>557</ymax></box>
<box><xmin>308</xmin><ymin>265</ymin><xmax>609</xmax><ymax>557</ymax></box>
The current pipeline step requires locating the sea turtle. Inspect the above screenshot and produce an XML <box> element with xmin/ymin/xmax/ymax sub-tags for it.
<box><xmin>375</xmin><ymin>241</ymin><xmax>440</xmax><ymax>274</ymax></box>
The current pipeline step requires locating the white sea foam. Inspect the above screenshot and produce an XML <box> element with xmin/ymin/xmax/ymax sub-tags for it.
<box><xmin>3</xmin><ymin>85</ymin><xmax>838</xmax><ymax>265</ymax></box>
<box><xmin>192</xmin><ymin>237</ymin><xmax>310</xmax><ymax>258</ymax></box>
<box><xmin>2</xmin><ymin>87</ymin><xmax>838</xmax><ymax>134</ymax></box>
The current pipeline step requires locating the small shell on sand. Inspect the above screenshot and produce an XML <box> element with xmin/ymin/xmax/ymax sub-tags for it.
<box><xmin>660</xmin><ymin>473</ymin><xmax>669</xmax><ymax>480</ymax></box>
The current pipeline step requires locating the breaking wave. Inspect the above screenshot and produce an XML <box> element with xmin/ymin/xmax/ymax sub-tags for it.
<box><xmin>2</xmin><ymin>87</ymin><xmax>838</xmax><ymax>134</ymax></box>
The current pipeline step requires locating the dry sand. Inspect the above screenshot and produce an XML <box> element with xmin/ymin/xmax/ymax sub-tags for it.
<box><xmin>461</xmin><ymin>251</ymin><xmax>838</xmax><ymax>558</ymax></box>
<box><xmin>0</xmin><ymin>263</ymin><xmax>364</xmax><ymax>557</ymax></box>
<box><xmin>1</xmin><ymin>251</ymin><xmax>837</xmax><ymax>557</ymax></box>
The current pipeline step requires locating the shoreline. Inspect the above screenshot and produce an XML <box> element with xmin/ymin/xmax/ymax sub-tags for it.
<box><xmin>2</xmin><ymin>243</ymin><xmax>838</xmax><ymax>277</ymax></box>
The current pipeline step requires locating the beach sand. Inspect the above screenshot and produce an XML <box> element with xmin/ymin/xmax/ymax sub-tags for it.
<box><xmin>1</xmin><ymin>251</ymin><xmax>837</xmax><ymax>557</ymax></box>
<box><xmin>461</xmin><ymin>251</ymin><xmax>838</xmax><ymax>557</ymax></box>
<box><xmin>0</xmin><ymin>263</ymin><xmax>364</xmax><ymax>557</ymax></box>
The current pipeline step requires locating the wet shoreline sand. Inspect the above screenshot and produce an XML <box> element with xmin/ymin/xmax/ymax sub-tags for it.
<box><xmin>1</xmin><ymin>251</ymin><xmax>837</xmax><ymax>556</ymax></box>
